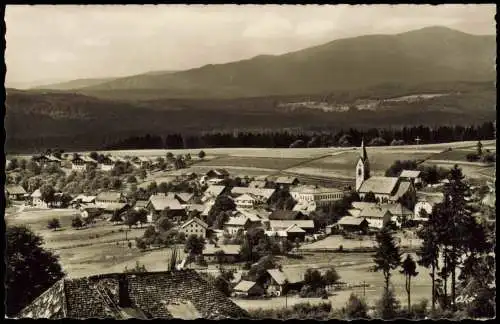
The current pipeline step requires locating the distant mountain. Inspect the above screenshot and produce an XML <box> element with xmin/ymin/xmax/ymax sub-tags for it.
<box><xmin>33</xmin><ymin>77</ymin><xmax>117</xmax><ymax>91</ymax></box>
<box><xmin>78</xmin><ymin>26</ymin><xmax>495</xmax><ymax>100</ymax></box>
<box><xmin>5</xmin><ymin>81</ymin><xmax>496</xmax><ymax>152</ymax></box>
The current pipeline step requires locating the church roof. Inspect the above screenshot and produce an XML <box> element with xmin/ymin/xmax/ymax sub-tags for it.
<box><xmin>358</xmin><ymin>177</ymin><xmax>399</xmax><ymax>195</ymax></box>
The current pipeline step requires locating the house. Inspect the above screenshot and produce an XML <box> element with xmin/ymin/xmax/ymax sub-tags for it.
<box><xmin>99</xmin><ymin>156</ymin><xmax>120</xmax><ymax>171</ymax></box>
<box><xmin>206</xmin><ymin>169</ymin><xmax>229</xmax><ymax>180</ymax></box>
<box><xmin>180</xmin><ymin>218</ymin><xmax>209</xmax><ymax>238</ymax></box>
<box><xmin>5</xmin><ymin>185</ymin><xmax>27</xmax><ymax>201</ymax></box>
<box><xmin>358</xmin><ymin>207</ymin><xmax>392</xmax><ymax>230</ymax></box>
<box><xmin>223</xmin><ymin>216</ymin><xmax>253</xmax><ymax>235</ymax></box>
<box><xmin>355</xmin><ymin>141</ymin><xmax>416</xmax><ymax>203</ymax></box>
<box><xmin>289</xmin><ymin>185</ymin><xmax>344</xmax><ymax>207</ymax></box>
<box><xmin>351</xmin><ymin>201</ymin><xmax>378</xmax><ymax>211</ymax></box>
<box><xmin>282</xmin><ymin>224</ymin><xmax>306</xmax><ymax>242</ymax></box>
<box><xmin>133</xmin><ymin>200</ymin><xmax>149</xmax><ymax>211</ymax></box>
<box><xmin>70</xmin><ymin>194</ymin><xmax>96</xmax><ymax>208</ymax></box>
<box><xmin>265</xmin><ymin>230</ymin><xmax>288</xmax><ymax>241</ymax></box>
<box><xmin>336</xmin><ymin>216</ymin><xmax>369</xmax><ymax>233</ymax></box>
<box><xmin>146</xmin><ymin>194</ymin><xmax>187</xmax><ymax>223</ymax></box>
<box><xmin>202</xmin><ymin>185</ymin><xmax>226</xmax><ymax>202</ymax></box>
<box><xmin>71</xmin><ymin>155</ymin><xmax>98</xmax><ymax>171</ymax></box>
<box><xmin>265</xmin><ymin>268</ymin><xmax>306</xmax><ymax>296</ymax></box>
<box><xmin>269</xmin><ymin>210</ymin><xmax>307</xmax><ymax>221</ymax></box>
<box><xmin>96</xmin><ymin>191</ymin><xmax>126</xmax><ymax>206</ymax></box>
<box><xmin>269</xmin><ymin>220</ymin><xmax>315</xmax><ymax>233</ymax></box>
<box><xmin>16</xmin><ymin>270</ymin><xmax>249</xmax><ymax>319</ymax></box>
<box><xmin>380</xmin><ymin>203</ymin><xmax>414</xmax><ymax>225</ymax></box>
<box><xmin>32</xmin><ymin>154</ymin><xmax>62</xmax><ymax>167</ymax></box>
<box><xmin>136</xmin><ymin>156</ymin><xmax>152</xmax><ymax>169</ymax></box>
<box><xmin>399</xmin><ymin>170</ymin><xmax>423</xmax><ymax>188</ymax></box>
<box><xmin>185</xmin><ymin>204</ymin><xmax>206</xmax><ymax>215</ymax></box>
<box><xmin>235</xmin><ymin>208</ymin><xmax>270</xmax><ymax>221</ymax></box>
<box><xmin>80</xmin><ymin>206</ymin><xmax>105</xmax><ymax>220</ymax></box>
<box><xmin>233</xmin><ymin>281</ymin><xmax>265</xmax><ymax>297</ymax></box>
<box><xmin>230</xmin><ymin>187</ymin><xmax>276</xmax><ymax>204</ymax></box>
<box><xmin>274</xmin><ymin>176</ymin><xmax>300</xmax><ymax>189</ymax></box>
<box><xmin>202</xmin><ymin>245</ymin><xmax>241</xmax><ymax>263</ymax></box>
<box><xmin>234</xmin><ymin>193</ymin><xmax>264</xmax><ymax>208</ymax></box>
<box><xmin>30</xmin><ymin>189</ymin><xmax>47</xmax><ymax>208</ymax></box>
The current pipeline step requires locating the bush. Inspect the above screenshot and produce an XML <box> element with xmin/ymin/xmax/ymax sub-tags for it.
<box><xmin>374</xmin><ymin>288</ymin><xmax>401</xmax><ymax>319</ymax></box>
<box><xmin>47</xmin><ymin>218</ymin><xmax>61</xmax><ymax>231</ymax></box>
<box><xmin>466</xmin><ymin>153</ymin><xmax>480</xmax><ymax>162</ymax></box>
<box><xmin>344</xmin><ymin>293</ymin><xmax>369</xmax><ymax>319</ymax></box>
<box><xmin>482</xmin><ymin>153</ymin><xmax>495</xmax><ymax>163</ymax></box>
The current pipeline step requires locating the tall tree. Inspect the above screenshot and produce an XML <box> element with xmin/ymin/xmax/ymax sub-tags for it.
<box><xmin>6</xmin><ymin>225</ymin><xmax>65</xmax><ymax>316</ymax></box>
<box><xmin>373</xmin><ymin>226</ymin><xmax>402</xmax><ymax>293</ymax></box>
<box><xmin>400</xmin><ymin>254</ymin><xmax>419</xmax><ymax>312</ymax></box>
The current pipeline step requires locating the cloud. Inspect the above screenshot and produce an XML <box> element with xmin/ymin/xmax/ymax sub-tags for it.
<box><xmin>242</xmin><ymin>12</ymin><xmax>294</xmax><ymax>39</ymax></box>
<box><xmin>295</xmin><ymin>20</ymin><xmax>336</xmax><ymax>37</ymax></box>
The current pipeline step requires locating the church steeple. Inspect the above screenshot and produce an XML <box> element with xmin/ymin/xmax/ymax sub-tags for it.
<box><xmin>355</xmin><ymin>139</ymin><xmax>370</xmax><ymax>192</ymax></box>
<box><xmin>360</xmin><ymin>138</ymin><xmax>368</xmax><ymax>162</ymax></box>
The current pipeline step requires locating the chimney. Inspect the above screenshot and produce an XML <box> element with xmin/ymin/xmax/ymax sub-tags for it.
<box><xmin>118</xmin><ymin>277</ymin><xmax>132</xmax><ymax>308</ymax></box>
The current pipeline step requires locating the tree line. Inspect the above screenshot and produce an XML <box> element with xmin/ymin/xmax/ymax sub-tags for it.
<box><xmin>103</xmin><ymin>122</ymin><xmax>495</xmax><ymax>150</ymax></box>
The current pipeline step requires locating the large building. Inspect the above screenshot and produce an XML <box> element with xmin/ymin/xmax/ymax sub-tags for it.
<box><xmin>289</xmin><ymin>185</ymin><xmax>344</xmax><ymax>207</ymax></box>
<box><xmin>355</xmin><ymin>141</ymin><xmax>416</xmax><ymax>204</ymax></box>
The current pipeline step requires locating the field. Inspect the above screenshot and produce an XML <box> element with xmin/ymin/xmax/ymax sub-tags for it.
<box><xmin>4</xmin><ymin>205</ymin><xmax>186</xmax><ymax>279</ymax></box>
<box><xmin>232</xmin><ymin>252</ymin><xmax>433</xmax><ymax>311</ymax></box>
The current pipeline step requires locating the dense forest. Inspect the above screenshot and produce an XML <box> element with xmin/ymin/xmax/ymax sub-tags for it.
<box><xmin>103</xmin><ymin>122</ymin><xmax>496</xmax><ymax>150</ymax></box>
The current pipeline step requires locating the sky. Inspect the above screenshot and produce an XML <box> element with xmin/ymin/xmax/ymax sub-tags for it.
<box><xmin>5</xmin><ymin>4</ymin><xmax>496</xmax><ymax>88</ymax></box>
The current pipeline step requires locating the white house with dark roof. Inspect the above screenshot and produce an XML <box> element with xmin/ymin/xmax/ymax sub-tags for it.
<box><xmin>146</xmin><ymin>193</ymin><xmax>186</xmax><ymax>222</ymax></box>
<box><xmin>180</xmin><ymin>217</ymin><xmax>209</xmax><ymax>238</ymax></box>
<box><xmin>71</xmin><ymin>155</ymin><xmax>98</xmax><ymax>171</ymax></box>
<box><xmin>355</xmin><ymin>141</ymin><xmax>416</xmax><ymax>204</ymax></box>
<box><xmin>358</xmin><ymin>206</ymin><xmax>392</xmax><ymax>230</ymax></box>
<box><xmin>230</xmin><ymin>187</ymin><xmax>276</xmax><ymax>204</ymax></box>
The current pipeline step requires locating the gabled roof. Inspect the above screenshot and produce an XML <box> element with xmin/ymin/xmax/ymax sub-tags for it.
<box><xmin>266</xmin><ymin>268</ymin><xmax>308</xmax><ymax>285</ymax></box>
<box><xmin>206</xmin><ymin>169</ymin><xmax>229</xmax><ymax>176</ymax></box>
<box><xmin>284</xmin><ymin>224</ymin><xmax>306</xmax><ymax>233</ymax></box>
<box><xmin>416</xmin><ymin>192</ymin><xmax>444</xmax><ymax>204</ymax></box>
<box><xmin>175</xmin><ymin>193</ymin><xmax>194</xmax><ymax>203</ymax></box>
<box><xmin>358</xmin><ymin>177</ymin><xmax>399</xmax><ymax>195</ymax></box>
<box><xmin>399</xmin><ymin>170</ymin><xmax>421</xmax><ymax>178</ymax></box>
<box><xmin>234</xmin><ymin>193</ymin><xmax>260</xmax><ymax>202</ymax></box>
<box><xmin>230</xmin><ymin>187</ymin><xmax>276</xmax><ymax>200</ymax></box>
<box><xmin>269</xmin><ymin>220</ymin><xmax>315</xmax><ymax>230</ymax></box>
<box><xmin>275</xmin><ymin>176</ymin><xmax>299</xmax><ymax>185</ymax></box>
<box><xmin>17</xmin><ymin>270</ymin><xmax>248</xmax><ymax>319</ymax></box>
<box><xmin>181</xmin><ymin>217</ymin><xmax>208</xmax><ymax>229</ymax></box>
<box><xmin>186</xmin><ymin>204</ymin><xmax>206</xmax><ymax>213</ymax></box>
<box><xmin>358</xmin><ymin>207</ymin><xmax>391</xmax><ymax>219</ymax></box>
<box><xmin>225</xmin><ymin>216</ymin><xmax>251</xmax><ymax>227</ymax></box>
<box><xmin>389</xmin><ymin>180</ymin><xmax>412</xmax><ymax>201</ymax></box>
<box><xmin>292</xmin><ymin>202</ymin><xmax>316</xmax><ymax>214</ymax></box>
<box><xmin>5</xmin><ymin>185</ymin><xmax>27</xmax><ymax>195</ymax></box>
<box><xmin>347</xmin><ymin>209</ymin><xmax>362</xmax><ymax>217</ymax></box>
<box><xmin>147</xmin><ymin>195</ymin><xmax>184</xmax><ymax>211</ymax></box>
<box><xmin>96</xmin><ymin>191</ymin><xmax>122</xmax><ymax>202</ymax></box>
<box><xmin>203</xmin><ymin>185</ymin><xmax>226</xmax><ymax>199</ymax></box>
<box><xmin>380</xmin><ymin>203</ymin><xmax>413</xmax><ymax>216</ymax></box>
<box><xmin>269</xmin><ymin>210</ymin><xmax>305</xmax><ymax>220</ymax></box>
<box><xmin>233</xmin><ymin>280</ymin><xmax>259</xmax><ymax>292</ymax></box>
<box><xmin>134</xmin><ymin>200</ymin><xmax>148</xmax><ymax>208</ymax></box>
<box><xmin>233</xmin><ymin>210</ymin><xmax>263</xmax><ymax>222</ymax></box>
<box><xmin>337</xmin><ymin>216</ymin><xmax>367</xmax><ymax>226</ymax></box>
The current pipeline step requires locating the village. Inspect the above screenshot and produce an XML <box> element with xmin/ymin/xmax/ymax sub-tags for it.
<box><xmin>4</xmin><ymin>139</ymin><xmax>496</xmax><ymax>318</ymax></box>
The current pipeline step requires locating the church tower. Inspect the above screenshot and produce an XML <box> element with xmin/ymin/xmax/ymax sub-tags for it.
<box><xmin>355</xmin><ymin>139</ymin><xmax>370</xmax><ymax>192</ymax></box>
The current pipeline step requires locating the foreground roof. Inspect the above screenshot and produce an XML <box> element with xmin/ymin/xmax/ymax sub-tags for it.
<box><xmin>17</xmin><ymin>270</ymin><xmax>248</xmax><ymax>319</ymax></box>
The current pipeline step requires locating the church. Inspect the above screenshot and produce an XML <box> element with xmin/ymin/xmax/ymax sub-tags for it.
<box><xmin>355</xmin><ymin>141</ymin><xmax>417</xmax><ymax>204</ymax></box>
